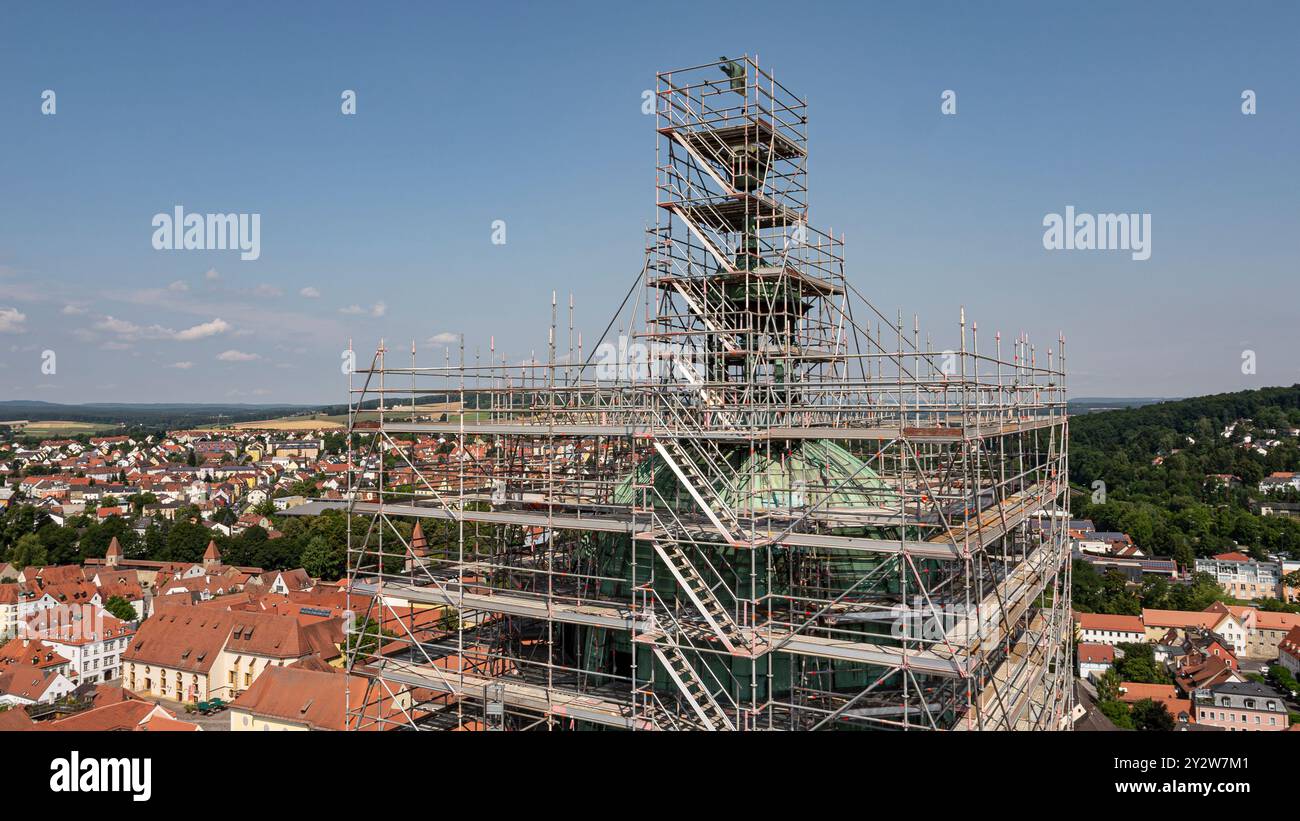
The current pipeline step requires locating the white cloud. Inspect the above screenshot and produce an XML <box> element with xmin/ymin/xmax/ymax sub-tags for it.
<box><xmin>299</xmin><ymin>286</ymin><xmax>320</xmax><ymax>299</ymax></box>
<box><xmin>94</xmin><ymin>315</ymin><xmax>142</xmax><ymax>336</ymax></box>
<box><xmin>427</xmin><ymin>332</ymin><xmax>459</xmax><ymax>345</ymax></box>
<box><xmin>168</xmin><ymin>280</ymin><xmax>190</xmax><ymax>292</ymax></box>
<box><xmin>0</xmin><ymin>306</ymin><xmax>27</xmax><ymax>332</ymax></box>
<box><xmin>216</xmin><ymin>349</ymin><xmax>260</xmax><ymax>362</ymax></box>
<box><xmin>253</xmin><ymin>284</ymin><xmax>282</xmax><ymax>297</ymax></box>
<box><xmin>62</xmin><ymin>304</ymin><xmax>87</xmax><ymax>315</ymax></box>
<box><xmin>340</xmin><ymin>301</ymin><xmax>386</xmax><ymax>318</ymax></box>
<box><xmin>169</xmin><ymin>361</ymin><xmax>194</xmax><ymax>369</ymax></box>
<box><xmin>173</xmin><ymin>318</ymin><xmax>231</xmax><ymax>341</ymax></box>
<box><xmin>93</xmin><ymin>315</ymin><xmax>230</xmax><ymax>343</ymax></box>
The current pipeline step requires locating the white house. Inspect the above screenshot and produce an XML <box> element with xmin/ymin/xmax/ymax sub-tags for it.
<box><xmin>1074</xmin><ymin>612</ymin><xmax>1145</xmax><ymax>646</ymax></box>
<box><xmin>23</xmin><ymin>606</ymin><xmax>136</xmax><ymax>684</ymax></box>
<box><xmin>1077</xmin><ymin>643</ymin><xmax>1115</xmax><ymax>681</ymax></box>
<box><xmin>0</xmin><ymin>664</ymin><xmax>76</xmax><ymax>706</ymax></box>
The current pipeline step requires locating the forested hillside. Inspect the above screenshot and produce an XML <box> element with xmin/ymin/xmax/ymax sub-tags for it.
<box><xmin>1070</xmin><ymin>385</ymin><xmax>1300</xmax><ymax>572</ymax></box>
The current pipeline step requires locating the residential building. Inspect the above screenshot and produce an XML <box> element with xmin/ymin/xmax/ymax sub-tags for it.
<box><xmin>1117</xmin><ymin>682</ymin><xmax>1193</xmax><ymax>725</ymax></box>
<box><xmin>229</xmin><ymin>665</ymin><xmax>400</xmax><ymax>731</ymax></box>
<box><xmin>122</xmin><ymin>606</ymin><xmax>341</xmax><ymax>703</ymax></box>
<box><xmin>24</xmin><ymin>607</ymin><xmax>136</xmax><ymax>684</ymax></box>
<box><xmin>0</xmin><ymin>663</ymin><xmax>76</xmax><ymax>706</ymax></box>
<box><xmin>1259</xmin><ymin>472</ymin><xmax>1300</xmax><ymax>494</ymax></box>
<box><xmin>1074</xmin><ymin>612</ymin><xmax>1145</xmax><ymax>646</ymax></box>
<box><xmin>1193</xmin><ymin>681</ymin><xmax>1289</xmax><ymax>731</ymax></box>
<box><xmin>1077</xmin><ymin>643</ymin><xmax>1114</xmax><ymax>681</ymax></box>
<box><xmin>1279</xmin><ymin>625</ymin><xmax>1300</xmax><ymax>676</ymax></box>
<box><xmin>1195</xmin><ymin>553</ymin><xmax>1280</xmax><ymax>601</ymax></box>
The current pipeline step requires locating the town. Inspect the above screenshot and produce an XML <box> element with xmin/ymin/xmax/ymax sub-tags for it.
<box><xmin>0</xmin><ymin>422</ymin><xmax>469</xmax><ymax>731</ymax></box>
<box><xmin>1070</xmin><ymin>411</ymin><xmax>1300</xmax><ymax>731</ymax></box>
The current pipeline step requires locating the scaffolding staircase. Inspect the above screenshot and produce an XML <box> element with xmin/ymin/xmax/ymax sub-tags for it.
<box><xmin>652</xmin><ymin>439</ymin><xmax>743</xmax><ymax>541</ymax></box>
<box><xmin>649</xmin><ymin>539</ymin><xmax>746</xmax><ymax>653</ymax></box>
<box><xmin>651</xmin><ymin>643</ymin><xmax>736</xmax><ymax>730</ymax></box>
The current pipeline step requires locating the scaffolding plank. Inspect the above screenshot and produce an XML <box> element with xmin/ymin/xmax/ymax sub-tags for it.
<box><xmin>371</xmin><ymin>659</ymin><xmax>652</xmax><ymax>730</ymax></box>
<box><xmin>341</xmin><ymin>501</ymin><xmax>970</xmax><ymax>559</ymax></box>
<box><xmin>353</xmin><ymin>579</ymin><xmax>968</xmax><ymax>677</ymax></box>
<box><xmin>369</xmin><ymin>417</ymin><xmax>1063</xmax><ymax>442</ymax></box>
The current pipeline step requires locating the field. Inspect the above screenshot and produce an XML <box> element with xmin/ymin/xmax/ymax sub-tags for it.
<box><xmin>8</xmin><ymin>420</ymin><xmax>124</xmax><ymax>437</ymax></box>
<box><xmin>214</xmin><ymin>402</ymin><xmax>467</xmax><ymax>431</ymax></box>
<box><xmin>228</xmin><ymin>416</ymin><xmax>346</xmax><ymax>431</ymax></box>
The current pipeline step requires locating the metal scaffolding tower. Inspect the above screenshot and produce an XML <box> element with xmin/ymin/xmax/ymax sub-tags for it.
<box><xmin>344</xmin><ymin>56</ymin><xmax>1073</xmax><ymax>731</ymax></box>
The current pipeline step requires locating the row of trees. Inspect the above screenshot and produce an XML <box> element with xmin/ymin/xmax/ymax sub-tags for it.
<box><xmin>1072</xmin><ymin>560</ymin><xmax>1228</xmax><ymax>615</ymax></box>
<box><xmin>0</xmin><ymin>502</ymin><xmax>398</xmax><ymax>582</ymax></box>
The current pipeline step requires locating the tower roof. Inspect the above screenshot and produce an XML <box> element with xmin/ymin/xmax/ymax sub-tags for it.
<box><xmin>411</xmin><ymin>522</ymin><xmax>427</xmax><ymax>555</ymax></box>
<box><xmin>106</xmin><ymin>536</ymin><xmax>122</xmax><ymax>557</ymax></box>
<box><xmin>203</xmin><ymin>540</ymin><xmax>221</xmax><ymax>561</ymax></box>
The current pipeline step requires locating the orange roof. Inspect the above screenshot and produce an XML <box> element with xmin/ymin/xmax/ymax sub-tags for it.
<box><xmin>1142</xmin><ymin>608</ymin><xmax>1223</xmax><ymax>630</ymax></box>
<box><xmin>1279</xmin><ymin>625</ymin><xmax>1300</xmax><ymax>660</ymax></box>
<box><xmin>1077</xmin><ymin>643</ymin><xmax>1115</xmax><ymax>664</ymax></box>
<box><xmin>1074</xmin><ymin>612</ymin><xmax>1144</xmax><ymax>633</ymax></box>
<box><xmin>0</xmin><ymin>637</ymin><xmax>71</xmax><ymax>670</ymax></box>
<box><xmin>230</xmin><ymin>665</ymin><xmax>400</xmax><ymax>730</ymax></box>
<box><xmin>1256</xmin><ymin>611</ymin><xmax>1300</xmax><ymax>632</ymax></box>
<box><xmin>1118</xmin><ymin>682</ymin><xmax>1194</xmax><ymax>721</ymax></box>
<box><xmin>0</xmin><ymin>664</ymin><xmax>68</xmax><ymax>701</ymax></box>
<box><xmin>140</xmin><ymin>714</ymin><xmax>201</xmax><ymax>732</ymax></box>
<box><xmin>0</xmin><ymin>709</ymin><xmax>39</xmax><ymax>731</ymax></box>
<box><xmin>49</xmin><ymin>700</ymin><xmax>165</xmax><ymax>731</ymax></box>
<box><xmin>1213</xmin><ymin>551</ymin><xmax>1251</xmax><ymax>562</ymax></box>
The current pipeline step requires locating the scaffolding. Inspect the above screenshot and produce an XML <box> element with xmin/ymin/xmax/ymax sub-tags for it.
<box><xmin>343</xmin><ymin>56</ymin><xmax>1073</xmax><ymax>731</ymax></box>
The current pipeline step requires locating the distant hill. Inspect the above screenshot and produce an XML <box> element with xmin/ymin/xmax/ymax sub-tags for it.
<box><xmin>0</xmin><ymin>399</ymin><xmax>322</xmax><ymax>429</ymax></box>
<box><xmin>1068</xmin><ymin>396</ymin><xmax>1174</xmax><ymax>414</ymax></box>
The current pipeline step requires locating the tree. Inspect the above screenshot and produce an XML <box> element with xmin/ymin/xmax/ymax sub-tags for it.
<box><xmin>11</xmin><ymin>533</ymin><xmax>47</xmax><ymax>569</ymax></box>
<box><xmin>1113</xmin><ymin>643</ymin><xmax>1172</xmax><ymax>684</ymax></box>
<box><xmin>300</xmin><ymin>535</ymin><xmax>343</xmax><ymax>581</ymax></box>
<box><xmin>1130</xmin><ymin>698</ymin><xmax>1175</xmax><ymax>731</ymax></box>
<box><xmin>1098</xmin><ymin>698</ymin><xmax>1133</xmax><ymax>729</ymax></box>
<box><xmin>103</xmin><ymin>595</ymin><xmax>137</xmax><ymax>622</ymax></box>
<box><xmin>1096</xmin><ymin>668</ymin><xmax>1122</xmax><ymax>703</ymax></box>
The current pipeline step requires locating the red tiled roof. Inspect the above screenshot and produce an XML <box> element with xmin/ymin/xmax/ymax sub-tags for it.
<box><xmin>0</xmin><ymin>664</ymin><xmax>67</xmax><ymax>701</ymax></box>
<box><xmin>1074</xmin><ymin>612</ymin><xmax>1144</xmax><ymax>633</ymax></box>
<box><xmin>230</xmin><ymin>665</ymin><xmax>398</xmax><ymax>731</ymax></box>
<box><xmin>1077</xmin><ymin>643</ymin><xmax>1115</xmax><ymax>664</ymax></box>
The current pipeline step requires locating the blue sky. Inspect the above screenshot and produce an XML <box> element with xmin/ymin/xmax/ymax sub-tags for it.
<box><xmin>1</xmin><ymin>0</ymin><xmax>1297</xmax><ymax>403</ymax></box>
